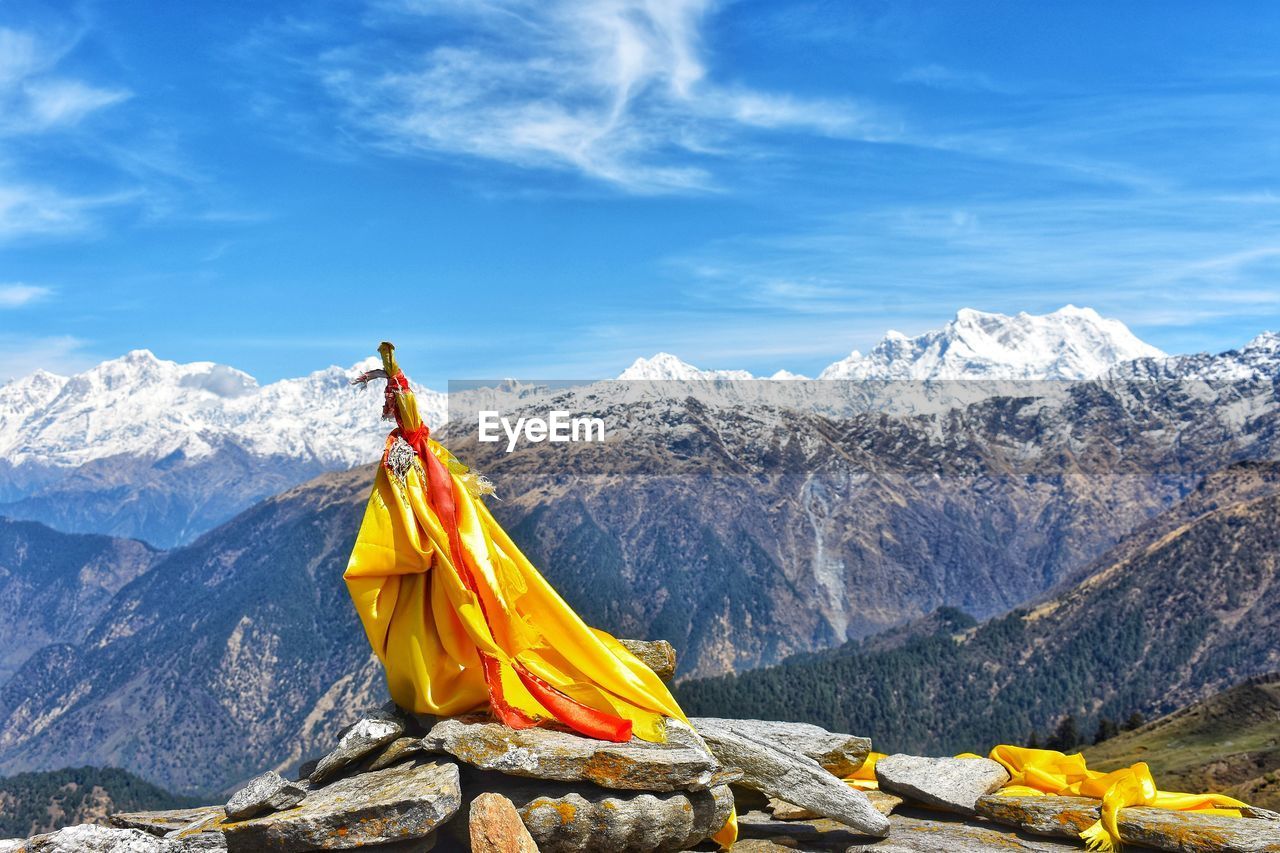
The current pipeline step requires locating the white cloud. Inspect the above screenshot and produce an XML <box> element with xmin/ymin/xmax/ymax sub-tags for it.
<box><xmin>0</xmin><ymin>283</ymin><xmax>52</xmax><ymax>307</ymax></box>
<box><xmin>299</xmin><ymin>0</ymin><xmax>883</xmax><ymax>192</ymax></box>
<box><xmin>0</xmin><ymin>334</ymin><xmax>94</xmax><ymax>382</ymax></box>
<box><xmin>20</xmin><ymin>78</ymin><xmax>130</xmax><ymax>130</ymax></box>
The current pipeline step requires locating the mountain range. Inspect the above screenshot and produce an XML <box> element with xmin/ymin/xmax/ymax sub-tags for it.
<box><xmin>4</xmin><ymin>305</ymin><xmax>1272</xmax><ymax>548</ymax></box>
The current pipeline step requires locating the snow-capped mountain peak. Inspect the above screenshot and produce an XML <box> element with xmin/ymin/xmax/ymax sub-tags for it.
<box><xmin>618</xmin><ymin>352</ymin><xmax>754</xmax><ymax>381</ymax></box>
<box><xmin>0</xmin><ymin>352</ymin><xmax>444</xmax><ymax>470</ymax></box>
<box><xmin>819</xmin><ymin>305</ymin><xmax>1165</xmax><ymax>380</ymax></box>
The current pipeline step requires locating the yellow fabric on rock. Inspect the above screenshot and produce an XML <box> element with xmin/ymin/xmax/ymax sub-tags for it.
<box><xmin>840</xmin><ymin>746</ymin><xmax>1246</xmax><ymax>851</ymax></box>
<box><xmin>345</xmin><ymin>420</ymin><xmax>737</xmax><ymax>845</ymax></box>
<box><xmin>346</xmin><ymin>433</ymin><xmax>689</xmax><ymax>739</ymax></box>
<box><xmin>844</xmin><ymin>751</ymin><xmax>885</xmax><ymax>790</ymax></box>
<box><xmin>988</xmin><ymin>745</ymin><xmax>1247</xmax><ymax>852</ymax></box>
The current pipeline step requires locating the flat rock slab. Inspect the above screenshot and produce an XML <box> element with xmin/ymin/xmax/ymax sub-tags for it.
<box><xmin>13</xmin><ymin>824</ymin><xmax>166</xmax><ymax>852</ymax></box>
<box><xmin>176</xmin><ymin>758</ymin><xmax>459</xmax><ymax>851</ymax></box>
<box><xmin>424</xmin><ymin>715</ymin><xmax>721</xmax><ymax>792</ymax></box>
<box><xmin>469</xmin><ymin>792</ymin><xmax>539</xmax><ymax>853</ymax></box>
<box><xmin>111</xmin><ymin>808</ymin><xmax>225</xmax><ymax>836</ymax></box>
<box><xmin>225</xmin><ymin>771</ymin><xmax>307</xmax><ymax>820</ymax></box>
<box><xmin>848</xmin><ymin>810</ymin><xmax>1090</xmax><ymax>852</ymax></box>
<box><xmin>617</xmin><ymin>638</ymin><xmax>677</xmax><ymax>681</ymax></box>
<box><xmin>769</xmin><ymin>789</ymin><xmax>902</xmax><ymax>821</ymax></box>
<box><xmin>369</xmin><ymin>736</ymin><xmax>427</xmax><ymax>771</ymax></box>
<box><xmin>874</xmin><ymin>754</ymin><xmax>1008</xmax><ymax>816</ymax></box>
<box><xmin>160</xmin><ymin>833</ymin><xmax>228</xmax><ymax>852</ymax></box>
<box><xmin>310</xmin><ymin>708</ymin><xmax>406</xmax><ymax>784</ymax></box>
<box><xmin>736</xmin><ymin>808</ymin><xmax>1086</xmax><ymax>852</ymax></box>
<box><xmin>690</xmin><ymin>719</ymin><xmax>890</xmax><ymax>837</ymax></box>
<box><xmin>977</xmin><ymin>794</ymin><xmax>1280</xmax><ymax>852</ymax></box>
<box><xmin>691</xmin><ymin>718</ymin><xmax>872</xmax><ymax>777</ymax></box>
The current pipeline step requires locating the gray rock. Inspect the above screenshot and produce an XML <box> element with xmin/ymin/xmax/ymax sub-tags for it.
<box><xmin>368</xmin><ymin>736</ymin><xmax>427</xmax><ymax>771</ymax></box>
<box><xmin>309</xmin><ymin>708</ymin><xmax>406</xmax><ymax>784</ymax></box>
<box><xmin>734</xmin><ymin>808</ymin><xmax>1081</xmax><ymax>852</ymax></box>
<box><xmin>423</xmin><ymin>714</ymin><xmax>723</xmax><ymax>791</ymax></box>
<box><xmin>452</xmin><ymin>767</ymin><xmax>733</xmax><ymax>853</ymax></box>
<box><xmin>0</xmin><ymin>841</ymin><xmax>24</xmax><ymax>853</ymax></box>
<box><xmin>110</xmin><ymin>808</ymin><xmax>224</xmax><ymax>837</ymax></box>
<box><xmin>173</xmin><ymin>758</ymin><xmax>459</xmax><ymax>851</ymax></box>
<box><xmin>689</xmin><ymin>718</ymin><xmax>890</xmax><ymax>837</ymax></box>
<box><xmin>769</xmin><ymin>789</ymin><xmax>901</xmax><ymax>821</ymax></box>
<box><xmin>974</xmin><ymin>794</ymin><xmax>1101</xmax><ymax>839</ymax></box>
<box><xmin>224</xmin><ymin>771</ymin><xmax>307</xmax><ymax>820</ymax></box>
<box><xmin>158</xmin><ymin>832</ymin><xmax>228</xmax><ymax>852</ymax></box>
<box><xmin>691</xmin><ymin>718</ymin><xmax>872</xmax><ymax>777</ymax></box>
<box><xmin>617</xmin><ymin>638</ymin><xmax>677</xmax><ymax>681</ymax></box>
<box><xmin>845</xmin><ymin>811</ymin><xmax>1085</xmax><ymax>852</ymax></box>
<box><xmin>977</xmin><ymin>794</ymin><xmax>1280</xmax><ymax>852</ymax></box>
<box><xmin>873</xmin><ymin>754</ymin><xmax>1009</xmax><ymax>816</ymax></box>
<box><xmin>21</xmin><ymin>824</ymin><xmax>164</xmax><ymax>852</ymax></box>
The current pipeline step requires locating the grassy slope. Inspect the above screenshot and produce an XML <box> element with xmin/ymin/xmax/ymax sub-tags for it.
<box><xmin>1084</xmin><ymin>673</ymin><xmax>1280</xmax><ymax>809</ymax></box>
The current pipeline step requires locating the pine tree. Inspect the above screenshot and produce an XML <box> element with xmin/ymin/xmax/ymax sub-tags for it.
<box><xmin>1123</xmin><ymin>711</ymin><xmax>1146</xmax><ymax>732</ymax></box>
<box><xmin>1047</xmin><ymin>715</ymin><xmax>1080</xmax><ymax>751</ymax></box>
<box><xmin>1027</xmin><ymin>730</ymin><xmax>1041</xmax><ymax>749</ymax></box>
<box><xmin>1093</xmin><ymin>717</ymin><xmax>1119</xmax><ymax>744</ymax></box>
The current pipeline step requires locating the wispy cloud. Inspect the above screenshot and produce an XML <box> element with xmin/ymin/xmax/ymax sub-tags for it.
<box><xmin>0</xmin><ymin>182</ymin><xmax>138</xmax><ymax>242</ymax></box>
<box><xmin>899</xmin><ymin>64</ymin><xmax>1010</xmax><ymax>93</ymax></box>
<box><xmin>0</xmin><ymin>23</ymin><xmax>136</xmax><ymax>240</ymax></box>
<box><xmin>0</xmin><ymin>283</ymin><xmax>52</xmax><ymax>308</ymax></box>
<box><xmin>665</xmin><ymin>190</ymin><xmax>1280</xmax><ymax>354</ymax></box>
<box><xmin>257</xmin><ymin>0</ymin><xmax>886</xmax><ymax>192</ymax></box>
<box><xmin>0</xmin><ymin>26</ymin><xmax>130</xmax><ymax>135</ymax></box>
<box><xmin>0</xmin><ymin>333</ymin><xmax>95</xmax><ymax>381</ymax></box>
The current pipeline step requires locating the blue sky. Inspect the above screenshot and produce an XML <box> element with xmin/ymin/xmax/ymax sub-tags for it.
<box><xmin>2</xmin><ymin>0</ymin><xmax>1280</xmax><ymax>386</ymax></box>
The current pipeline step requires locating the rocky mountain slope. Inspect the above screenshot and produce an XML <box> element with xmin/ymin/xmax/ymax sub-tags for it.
<box><xmin>1085</xmin><ymin>672</ymin><xmax>1280</xmax><ymax>811</ymax></box>
<box><xmin>676</xmin><ymin>461</ymin><xmax>1280</xmax><ymax>754</ymax></box>
<box><xmin>0</xmin><ymin>519</ymin><xmax>157</xmax><ymax>684</ymax></box>
<box><xmin>0</xmin><ymin>466</ymin><xmax>383</xmax><ymax>794</ymax></box>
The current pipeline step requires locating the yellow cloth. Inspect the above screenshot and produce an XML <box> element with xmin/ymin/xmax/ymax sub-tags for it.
<box><xmin>989</xmin><ymin>745</ymin><xmax>1247</xmax><ymax>851</ymax></box>
<box><xmin>844</xmin><ymin>751</ymin><xmax>884</xmax><ymax>790</ymax></box>
<box><xmin>345</xmin><ymin>432</ymin><xmax>738</xmax><ymax>847</ymax></box>
<box><xmin>842</xmin><ymin>746</ymin><xmax>1246</xmax><ymax>851</ymax></box>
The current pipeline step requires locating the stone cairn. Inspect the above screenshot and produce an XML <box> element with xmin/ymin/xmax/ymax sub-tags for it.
<box><xmin>3</xmin><ymin>640</ymin><xmax>1278</xmax><ymax>852</ymax></box>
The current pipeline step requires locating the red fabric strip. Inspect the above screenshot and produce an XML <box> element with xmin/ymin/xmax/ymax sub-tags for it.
<box><xmin>513</xmin><ymin>661</ymin><xmax>634</xmax><ymax>742</ymax></box>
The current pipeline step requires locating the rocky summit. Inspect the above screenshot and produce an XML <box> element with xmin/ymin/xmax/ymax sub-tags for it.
<box><xmin>3</xmin><ymin>639</ymin><xmax>1279</xmax><ymax>853</ymax></box>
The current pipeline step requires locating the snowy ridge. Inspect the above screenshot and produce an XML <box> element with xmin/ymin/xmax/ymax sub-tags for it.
<box><xmin>2</xmin><ymin>308</ymin><xmax>1275</xmax><ymax>475</ymax></box>
<box><xmin>818</xmin><ymin>305</ymin><xmax>1165</xmax><ymax>380</ymax></box>
<box><xmin>619</xmin><ymin>306</ymin><xmax>1168</xmax><ymax>382</ymax></box>
<box><xmin>0</xmin><ymin>350</ymin><xmax>446</xmax><ymax>470</ymax></box>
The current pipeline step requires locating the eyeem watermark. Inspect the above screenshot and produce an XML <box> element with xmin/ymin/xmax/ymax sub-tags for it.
<box><xmin>478</xmin><ymin>410</ymin><xmax>606</xmax><ymax>453</ymax></box>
